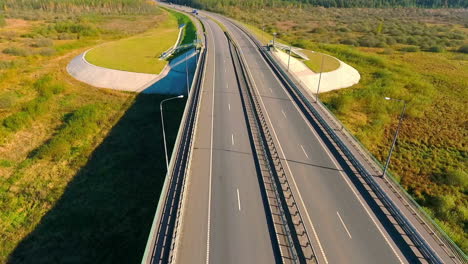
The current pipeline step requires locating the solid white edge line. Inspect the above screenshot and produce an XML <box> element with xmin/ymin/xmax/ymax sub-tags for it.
<box><xmin>337</xmin><ymin>211</ymin><xmax>352</xmax><ymax>239</ymax></box>
<box><xmin>232</xmin><ymin>22</ymin><xmax>404</xmax><ymax>264</ymax></box>
<box><xmin>237</xmin><ymin>188</ymin><xmax>241</xmax><ymax>211</ymax></box>
<box><xmin>205</xmin><ymin>19</ymin><xmax>217</xmax><ymax>264</ymax></box>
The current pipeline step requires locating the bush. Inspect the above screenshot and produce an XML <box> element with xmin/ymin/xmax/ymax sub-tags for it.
<box><xmin>458</xmin><ymin>44</ymin><xmax>468</xmax><ymax>54</ymax></box>
<box><xmin>358</xmin><ymin>36</ymin><xmax>379</xmax><ymax>47</ymax></box>
<box><xmin>23</xmin><ymin>97</ymin><xmax>49</xmax><ymax>118</ymax></box>
<box><xmin>0</xmin><ymin>14</ymin><xmax>5</xmax><ymax>27</ymax></box>
<box><xmin>3</xmin><ymin>111</ymin><xmax>30</xmax><ymax>131</ymax></box>
<box><xmin>311</xmin><ymin>27</ymin><xmax>327</xmax><ymax>34</ymax></box>
<box><xmin>0</xmin><ymin>92</ymin><xmax>17</xmax><ymax>109</ymax></box>
<box><xmin>431</xmin><ymin>195</ymin><xmax>456</xmax><ymax>221</ymax></box>
<box><xmin>2</xmin><ymin>46</ymin><xmax>31</xmax><ymax>56</ymax></box>
<box><xmin>53</xmin><ymin>21</ymin><xmax>99</xmax><ymax>37</ymax></box>
<box><xmin>0</xmin><ymin>60</ymin><xmax>15</xmax><ymax>70</ymax></box>
<box><xmin>427</xmin><ymin>45</ymin><xmax>444</xmax><ymax>53</ymax></box>
<box><xmin>400</xmin><ymin>46</ymin><xmax>419</xmax><ymax>52</ymax></box>
<box><xmin>38</xmin><ymin>47</ymin><xmax>56</xmax><ymax>56</ymax></box>
<box><xmin>329</xmin><ymin>95</ymin><xmax>352</xmax><ymax>114</ymax></box>
<box><xmin>36</xmin><ymin>136</ymin><xmax>71</xmax><ymax>161</ymax></box>
<box><xmin>34</xmin><ymin>104</ymin><xmax>103</xmax><ymax>161</ymax></box>
<box><xmin>31</xmin><ymin>38</ymin><xmax>53</xmax><ymax>48</ymax></box>
<box><xmin>340</xmin><ymin>38</ymin><xmax>358</xmax><ymax>46</ymax></box>
<box><xmin>444</xmin><ymin>169</ymin><xmax>468</xmax><ymax>189</ymax></box>
<box><xmin>34</xmin><ymin>75</ymin><xmax>65</xmax><ymax>97</ymax></box>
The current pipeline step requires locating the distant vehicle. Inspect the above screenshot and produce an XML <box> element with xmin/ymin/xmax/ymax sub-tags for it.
<box><xmin>192</xmin><ymin>9</ymin><xmax>198</xmax><ymax>15</ymax></box>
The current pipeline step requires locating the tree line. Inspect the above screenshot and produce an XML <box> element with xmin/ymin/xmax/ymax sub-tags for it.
<box><xmin>167</xmin><ymin>0</ymin><xmax>467</xmax><ymax>8</ymax></box>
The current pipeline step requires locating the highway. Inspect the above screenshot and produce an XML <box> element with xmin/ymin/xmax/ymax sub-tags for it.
<box><xmin>208</xmin><ymin>14</ymin><xmax>407</xmax><ymax>264</ymax></box>
<box><xmin>143</xmin><ymin>3</ymin><xmax>462</xmax><ymax>264</ymax></box>
<box><xmin>169</xmin><ymin>10</ymin><xmax>406</xmax><ymax>264</ymax></box>
<box><xmin>173</xmin><ymin>16</ymin><xmax>277</xmax><ymax>263</ymax></box>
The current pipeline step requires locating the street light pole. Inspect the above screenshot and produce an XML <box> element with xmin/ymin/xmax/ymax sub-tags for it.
<box><xmin>160</xmin><ymin>95</ymin><xmax>184</xmax><ymax>170</ymax></box>
<box><xmin>273</xmin><ymin>32</ymin><xmax>277</xmax><ymax>48</ymax></box>
<box><xmin>382</xmin><ymin>97</ymin><xmax>407</xmax><ymax>178</ymax></box>
<box><xmin>315</xmin><ymin>54</ymin><xmax>324</xmax><ymax>102</ymax></box>
<box><xmin>261</xmin><ymin>8</ymin><xmax>265</xmax><ymax>46</ymax></box>
<box><xmin>287</xmin><ymin>43</ymin><xmax>292</xmax><ymax>71</ymax></box>
<box><xmin>185</xmin><ymin>51</ymin><xmax>190</xmax><ymax>95</ymax></box>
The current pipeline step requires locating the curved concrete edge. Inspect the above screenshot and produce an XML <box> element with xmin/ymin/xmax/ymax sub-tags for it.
<box><xmin>273</xmin><ymin>49</ymin><xmax>361</xmax><ymax>94</ymax></box>
<box><xmin>67</xmin><ymin>50</ymin><xmax>171</xmax><ymax>92</ymax></box>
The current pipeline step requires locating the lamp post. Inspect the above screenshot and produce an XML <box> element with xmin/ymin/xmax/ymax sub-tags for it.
<box><xmin>262</xmin><ymin>26</ymin><xmax>266</xmax><ymax>46</ymax></box>
<box><xmin>382</xmin><ymin>97</ymin><xmax>407</xmax><ymax>178</ymax></box>
<box><xmin>315</xmin><ymin>54</ymin><xmax>325</xmax><ymax>102</ymax></box>
<box><xmin>287</xmin><ymin>43</ymin><xmax>292</xmax><ymax>71</ymax></box>
<box><xmin>160</xmin><ymin>95</ymin><xmax>184</xmax><ymax>170</ymax></box>
<box><xmin>185</xmin><ymin>51</ymin><xmax>190</xmax><ymax>95</ymax></box>
<box><xmin>261</xmin><ymin>8</ymin><xmax>265</xmax><ymax>45</ymax></box>
<box><xmin>273</xmin><ymin>32</ymin><xmax>277</xmax><ymax>48</ymax></box>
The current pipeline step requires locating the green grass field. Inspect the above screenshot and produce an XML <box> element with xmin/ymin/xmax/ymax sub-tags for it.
<box><xmin>0</xmin><ymin>2</ymin><xmax>189</xmax><ymax>262</ymax></box>
<box><xmin>301</xmin><ymin>50</ymin><xmax>340</xmax><ymax>72</ymax></box>
<box><xmin>85</xmin><ymin>12</ymin><xmax>179</xmax><ymax>74</ymax></box>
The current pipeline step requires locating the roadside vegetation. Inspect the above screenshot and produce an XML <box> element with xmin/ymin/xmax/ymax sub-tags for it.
<box><xmin>85</xmin><ymin>13</ymin><xmax>179</xmax><ymax>74</ymax></box>
<box><xmin>181</xmin><ymin>0</ymin><xmax>468</xmax><ymax>253</ymax></box>
<box><xmin>0</xmin><ymin>0</ymin><xmax>188</xmax><ymax>262</ymax></box>
<box><xmin>85</xmin><ymin>6</ymin><xmax>197</xmax><ymax>74</ymax></box>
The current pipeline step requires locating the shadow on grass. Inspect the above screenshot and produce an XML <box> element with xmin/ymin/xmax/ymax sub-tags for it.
<box><xmin>7</xmin><ymin>93</ymin><xmax>186</xmax><ymax>264</ymax></box>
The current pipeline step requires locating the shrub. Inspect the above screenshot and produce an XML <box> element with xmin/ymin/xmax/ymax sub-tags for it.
<box><xmin>35</xmin><ymin>136</ymin><xmax>71</xmax><ymax>161</ymax></box>
<box><xmin>0</xmin><ymin>14</ymin><xmax>5</xmax><ymax>27</ymax></box>
<box><xmin>3</xmin><ymin>111</ymin><xmax>30</xmax><ymax>131</ymax></box>
<box><xmin>2</xmin><ymin>46</ymin><xmax>31</xmax><ymax>56</ymax></box>
<box><xmin>31</xmin><ymin>38</ymin><xmax>53</xmax><ymax>48</ymax></box>
<box><xmin>38</xmin><ymin>47</ymin><xmax>56</xmax><ymax>56</ymax></box>
<box><xmin>431</xmin><ymin>195</ymin><xmax>456</xmax><ymax>221</ymax></box>
<box><xmin>0</xmin><ymin>92</ymin><xmax>17</xmax><ymax>109</ymax></box>
<box><xmin>400</xmin><ymin>46</ymin><xmax>419</xmax><ymax>52</ymax></box>
<box><xmin>23</xmin><ymin>97</ymin><xmax>49</xmax><ymax>118</ymax></box>
<box><xmin>34</xmin><ymin>75</ymin><xmax>65</xmax><ymax>96</ymax></box>
<box><xmin>34</xmin><ymin>104</ymin><xmax>103</xmax><ymax>161</ymax></box>
<box><xmin>385</xmin><ymin>36</ymin><xmax>396</xmax><ymax>45</ymax></box>
<box><xmin>311</xmin><ymin>27</ymin><xmax>327</xmax><ymax>34</ymax></box>
<box><xmin>358</xmin><ymin>36</ymin><xmax>378</xmax><ymax>47</ymax></box>
<box><xmin>427</xmin><ymin>45</ymin><xmax>444</xmax><ymax>53</ymax></box>
<box><xmin>340</xmin><ymin>39</ymin><xmax>358</xmax><ymax>46</ymax></box>
<box><xmin>444</xmin><ymin>169</ymin><xmax>468</xmax><ymax>189</ymax></box>
<box><xmin>0</xmin><ymin>159</ymin><xmax>13</xmax><ymax>167</ymax></box>
<box><xmin>0</xmin><ymin>60</ymin><xmax>15</xmax><ymax>70</ymax></box>
<box><xmin>329</xmin><ymin>95</ymin><xmax>352</xmax><ymax>114</ymax></box>
<box><xmin>458</xmin><ymin>44</ymin><xmax>468</xmax><ymax>54</ymax></box>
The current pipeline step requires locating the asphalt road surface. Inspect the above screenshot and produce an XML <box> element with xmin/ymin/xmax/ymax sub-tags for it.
<box><xmin>172</xmin><ymin>7</ymin><xmax>411</xmax><ymax>264</ymax></box>
<box><xmin>173</xmin><ymin>16</ymin><xmax>276</xmax><ymax>264</ymax></box>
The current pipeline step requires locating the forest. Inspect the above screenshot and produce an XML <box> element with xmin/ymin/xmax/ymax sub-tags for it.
<box><xmin>168</xmin><ymin>0</ymin><xmax>468</xmax><ymax>8</ymax></box>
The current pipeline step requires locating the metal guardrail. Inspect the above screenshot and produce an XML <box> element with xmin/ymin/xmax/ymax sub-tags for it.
<box><xmin>230</xmin><ymin>20</ymin><xmax>446</xmax><ymax>264</ymax></box>
<box><xmin>141</xmin><ymin>30</ymin><xmax>207</xmax><ymax>264</ymax></box>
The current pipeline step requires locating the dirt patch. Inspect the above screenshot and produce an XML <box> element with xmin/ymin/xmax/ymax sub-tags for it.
<box><xmin>3</xmin><ymin>19</ymin><xmax>35</xmax><ymax>32</ymax></box>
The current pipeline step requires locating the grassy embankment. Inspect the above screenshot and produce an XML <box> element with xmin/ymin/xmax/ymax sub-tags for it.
<box><xmin>243</xmin><ymin>23</ymin><xmax>340</xmax><ymax>73</ymax></box>
<box><xmin>230</xmin><ymin>7</ymin><xmax>467</xmax><ymax>253</ymax></box>
<box><xmin>86</xmin><ymin>6</ymin><xmax>197</xmax><ymax>73</ymax></box>
<box><xmin>0</xmin><ymin>1</ymin><xmax>190</xmax><ymax>262</ymax></box>
<box><xmin>85</xmin><ymin>15</ymin><xmax>179</xmax><ymax>74</ymax></box>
